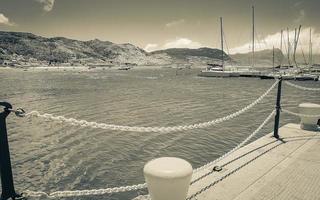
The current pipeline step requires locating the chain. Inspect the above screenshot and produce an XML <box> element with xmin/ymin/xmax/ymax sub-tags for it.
<box><xmin>23</xmin><ymin>183</ymin><xmax>147</xmax><ymax>198</ymax></box>
<box><xmin>18</xmin><ymin>81</ymin><xmax>279</xmax><ymax>199</ymax></box>
<box><xmin>284</xmin><ymin>81</ymin><xmax>320</xmax><ymax>91</ymax></box>
<box><xmin>6</xmin><ymin>108</ymin><xmax>26</xmax><ymax>117</ymax></box>
<box><xmin>282</xmin><ymin>109</ymin><xmax>320</xmax><ymax>118</ymax></box>
<box><xmin>133</xmin><ymin>195</ymin><xmax>151</xmax><ymax>200</ymax></box>
<box><xmin>188</xmin><ymin>122</ymin><xmax>317</xmax><ymax>200</ymax></box>
<box><xmin>22</xmin><ymin>110</ymin><xmax>276</xmax><ymax>199</ymax></box>
<box><xmin>25</xmin><ymin>80</ymin><xmax>278</xmax><ymax>133</ymax></box>
<box><xmin>187</xmin><ymin>142</ymin><xmax>283</xmax><ymax>200</ymax></box>
<box><xmin>193</xmin><ymin>110</ymin><xmax>275</xmax><ymax>173</ymax></box>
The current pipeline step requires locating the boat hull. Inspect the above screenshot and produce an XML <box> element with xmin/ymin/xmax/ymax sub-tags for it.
<box><xmin>198</xmin><ymin>71</ymin><xmax>240</xmax><ymax>77</ymax></box>
<box><xmin>259</xmin><ymin>75</ymin><xmax>275</xmax><ymax>79</ymax></box>
<box><xmin>294</xmin><ymin>75</ymin><xmax>319</xmax><ymax>81</ymax></box>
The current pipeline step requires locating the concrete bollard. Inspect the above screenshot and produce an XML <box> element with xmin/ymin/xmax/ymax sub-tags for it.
<box><xmin>143</xmin><ymin>157</ymin><xmax>193</xmax><ymax>200</ymax></box>
<box><xmin>299</xmin><ymin>103</ymin><xmax>320</xmax><ymax>131</ymax></box>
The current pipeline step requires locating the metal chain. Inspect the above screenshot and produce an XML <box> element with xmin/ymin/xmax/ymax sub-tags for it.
<box><xmin>22</xmin><ymin>110</ymin><xmax>276</xmax><ymax>199</ymax></box>
<box><xmin>20</xmin><ymin>81</ymin><xmax>278</xmax><ymax>199</ymax></box>
<box><xmin>187</xmin><ymin>142</ymin><xmax>283</xmax><ymax>200</ymax></box>
<box><xmin>7</xmin><ymin>108</ymin><xmax>26</xmax><ymax>117</ymax></box>
<box><xmin>23</xmin><ymin>183</ymin><xmax>147</xmax><ymax>198</ymax></box>
<box><xmin>284</xmin><ymin>81</ymin><xmax>320</xmax><ymax>91</ymax></box>
<box><xmin>24</xmin><ymin>80</ymin><xmax>278</xmax><ymax>133</ymax></box>
<box><xmin>193</xmin><ymin>110</ymin><xmax>276</xmax><ymax>173</ymax></box>
<box><xmin>188</xmin><ymin>123</ymin><xmax>317</xmax><ymax>200</ymax></box>
<box><xmin>282</xmin><ymin>109</ymin><xmax>320</xmax><ymax>118</ymax></box>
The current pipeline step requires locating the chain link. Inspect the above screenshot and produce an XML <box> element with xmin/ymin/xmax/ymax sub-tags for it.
<box><xmin>187</xmin><ymin>141</ymin><xmax>283</xmax><ymax>200</ymax></box>
<box><xmin>193</xmin><ymin>110</ymin><xmax>275</xmax><ymax>173</ymax></box>
<box><xmin>20</xmin><ymin>81</ymin><xmax>279</xmax><ymax>199</ymax></box>
<box><xmin>25</xmin><ymin>80</ymin><xmax>278</xmax><ymax>133</ymax></box>
<box><xmin>284</xmin><ymin>81</ymin><xmax>320</xmax><ymax>91</ymax></box>
<box><xmin>22</xmin><ymin>110</ymin><xmax>276</xmax><ymax>199</ymax></box>
<box><xmin>282</xmin><ymin>109</ymin><xmax>320</xmax><ymax>118</ymax></box>
<box><xmin>23</xmin><ymin>183</ymin><xmax>147</xmax><ymax>198</ymax></box>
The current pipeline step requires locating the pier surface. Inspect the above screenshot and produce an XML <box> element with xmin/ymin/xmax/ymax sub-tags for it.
<box><xmin>190</xmin><ymin>123</ymin><xmax>320</xmax><ymax>200</ymax></box>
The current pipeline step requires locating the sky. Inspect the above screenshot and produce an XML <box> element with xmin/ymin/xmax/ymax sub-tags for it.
<box><xmin>0</xmin><ymin>0</ymin><xmax>319</xmax><ymax>54</ymax></box>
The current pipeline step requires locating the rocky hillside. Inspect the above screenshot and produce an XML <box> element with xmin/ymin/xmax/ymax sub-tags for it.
<box><xmin>230</xmin><ymin>48</ymin><xmax>284</xmax><ymax>67</ymax></box>
<box><xmin>0</xmin><ymin>31</ymin><xmax>160</xmax><ymax>65</ymax></box>
<box><xmin>0</xmin><ymin>31</ymin><xmax>228</xmax><ymax>67</ymax></box>
<box><xmin>1</xmin><ymin>31</ymin><xmax>300</xmax><ymax>68</ymax></box>
<box><xmin>152</xmin><ymin>47</ymin><xmax>230</xmax><ymax>60</ymax></box>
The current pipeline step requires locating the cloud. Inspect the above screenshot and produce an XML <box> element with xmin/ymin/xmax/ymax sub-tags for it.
<box><xmin>230</xmin><ymin>27</ymin><xmax>320</xmax><ymax>54</ymax></box>
<box><xmin>35</xmin><ymin>0</ymin><xmax>55</xmax><ymax>12</ymax></box>
<box><xmin>165</xmin><ymin>19</ymin><xmax>185</xmax><ymax>28</ymax></box>
<box><xmin>294</xmin><ymin>1</ymin><xmax>303</xmax><ymax>7</ymax></box>
<box><xmin>144</xmin><ymin>38</ymin><xmax>204</xmax><ymax>52</ymax></box>
<box><xmin>144</xmin><ymin>44</ymin><xmax>159</xmax><ymax>52</ymax></box>
<box><xmin>0</xmin><ymin>13</ymin><xmax>14</xmax><ymax>26</ymax></box>
<box><xmin>163</xmin><ymin>38</ymin><xmax>203</xmax><ymax>49</ymax></box>
<box><xmin>294</xmin><ymin>9</ymin><xmax>305</xmax><ymax>24</ymax></box>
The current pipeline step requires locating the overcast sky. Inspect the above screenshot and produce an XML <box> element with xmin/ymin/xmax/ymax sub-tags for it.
<box><xmin>0</xmin><ymin>0</ymin><xmax>319</xmax><ymax>53</ymax></box>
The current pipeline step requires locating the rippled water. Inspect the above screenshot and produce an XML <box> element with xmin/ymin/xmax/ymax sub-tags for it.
<box><xmin>0</xmin><ymin>67</ymin><xmax>319</xmax><ymax>200</ymax></box>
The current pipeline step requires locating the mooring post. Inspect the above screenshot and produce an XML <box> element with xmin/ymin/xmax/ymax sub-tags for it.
<box><xmin>144</xmin><ymin>157</ymin><xmax>193</xmax><ymax>200</ymax></box>
<box><xmin>273</xmin><ymin>77</ymin><xmax>282</xmax><ymax>139</ymax></box>
<box><xmin>0</xmin><ymin>102</ymin><xmax>23</xmax><ymax>200</ymax></box>
<box><xmin>298</xmin><ymin>103</ymin><xmax>320</xmax><ymax>131</ymax></box>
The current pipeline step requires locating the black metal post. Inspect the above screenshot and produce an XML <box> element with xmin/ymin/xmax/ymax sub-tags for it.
<box><xmin>0</xmin><ymin>102</ymin><xmax>21</xmax><ymax>200</ymax></box>
<box><xmin>273</xmin><ymin>78</ymin><xmax>282</xmax><ymax>139</ymax></box>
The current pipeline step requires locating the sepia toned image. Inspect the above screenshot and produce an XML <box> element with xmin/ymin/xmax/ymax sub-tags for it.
<box><xmin>0</xmin><ymin>0</ymin><xmax>319</xmax><ymax>200</ymax></box>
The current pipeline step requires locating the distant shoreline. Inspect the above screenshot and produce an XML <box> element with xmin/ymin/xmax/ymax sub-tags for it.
<box><xmin>0</xmin><ymin>65</ymin><xmax>178</xmax><ymax>72</ymax></box>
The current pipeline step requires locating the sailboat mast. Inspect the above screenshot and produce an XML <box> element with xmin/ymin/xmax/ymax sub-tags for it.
<box><xmin>293</xmin><ymin>28</ymin><xmax>297</xmax><ymax>64</ymax></box>
<box><xmin>309</xmin><ymin>28</ymin><xmax>312</xmax><ymax>68</ymax></box>
<box><xmin>252</xmin><ymin>6</ymin><xmax>255</xmax><ymax>68</ymax></box>
<box><xmin>280</xmin><ymin>30</ymin><xmax>283</xmax><ymax>67</ymax></box>
<box><xmin>220</xmin><ymin>17</ymin><xmax>224</xmax><ymax>69</ymax></box>
<box><xmin>272</xmin><ymin>46</ymin><xmax>275</xmax><ymax>71</ymax></box>
<box><xmin>293</xmin><ymin>25</ymin><xmax>302</xmax><ymax>68</ymax></box>
<box><xmin>287</xmin><ymin>28</ymin><xmax>291</xmax><ymax>66</ymax></box>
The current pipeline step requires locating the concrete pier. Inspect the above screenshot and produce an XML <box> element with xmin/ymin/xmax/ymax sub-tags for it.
<box><xmin>189</xmin><ymin>123</ymin><xmax>320</xmax><ymax>200</ymax></box>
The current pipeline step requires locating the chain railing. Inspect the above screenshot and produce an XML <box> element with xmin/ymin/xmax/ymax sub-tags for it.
<box><xmin>284</xmin><ymin>81</ymin><xmax>320</xmax><ymax>91</ymax></box>
<box><xmin>0</xmin><ymin>80</ymin><xmax>278</xmax><ymax>199</ymax></box>
<box><xmin>23</xmin><ymin>80</ymin><xmax>278</xmax><ymax>133</ymax></box>
<box><xmin>0</xmin><ymin>79</ymin><xmax>285</xmax><ymax>200</ymax></box>
<box><xmin>22</xmin><ymin>110</ymin><xmax>276</xmax><ymax>199</ymax></box>
<box><xmin>193</xmin><ymin>110</ymin><xmax>275</xmax><ymax>173</ymax></box>
<box><xmin>23</xmin><ymin>183</ymin><xmax>147</xmax><ymax>198</ymax></box>
<box><xmin>186</xmin><ymin>141</ymin><xmax>284</xmax><ymax>200</ymax></box>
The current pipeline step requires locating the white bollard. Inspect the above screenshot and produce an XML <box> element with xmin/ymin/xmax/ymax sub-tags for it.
<box><xmin>299</xmin><ymin>103</ymin><xmax>320</xmax><ymax>131</ymax></box>
<box><xmin>143</xmin><ymin>157</ymin><xmax>193</xmax><ymax>200</ymax></box>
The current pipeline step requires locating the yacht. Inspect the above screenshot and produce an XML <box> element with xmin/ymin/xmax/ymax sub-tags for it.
<box><xmin>198</xmin><ymin>17</ymin><xmax>240</xmax><ymax>78</ymax></box>
<box><xmin>199</xmin><ymin>64</ymin><xmax>240</xmax><ymax>77</ymax></box>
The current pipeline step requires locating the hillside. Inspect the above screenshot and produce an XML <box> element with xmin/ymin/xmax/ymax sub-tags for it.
<box><xmin>230</xmin><ymin>48</ymin><xmax>284</xmax><ymax>67</ymax></box>
<box><xmin>0</xmin><ymin>31</ymin><xmax>162</xmax><ymax>66</ymax></box>
<box><xmin>0</xmin><ymin>31</ymin><xmax>229</xmax><ymax>67</ymax></box>
<box><xmin>152</xmin><ymin>48</ymin><xmax>229</xmax><ymax>60</ymax></box>
<box><xmin>1</xmin><ymin>31</ymin><xmax>308</xmax><ymax>68</ymax></box>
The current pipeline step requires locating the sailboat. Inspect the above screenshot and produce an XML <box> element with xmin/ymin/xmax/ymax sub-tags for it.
<box><xmin>198</xmin><ymin>17</ymin><xmax>240</xmax><ymax>77</ymax></box>
<box><xmin>295</xmin><ymin>28</ymin><xmax>319</xmax><ymax>81</ymax></box>
<box><xmin>260</xmin><ymin>27</ymin><xmax>318</xmax><ymax>81</ymax></box>
<box><xmin>237</xmin><ymin>6</ymin><xmax>262</xmax><ymax>77</ymax></box>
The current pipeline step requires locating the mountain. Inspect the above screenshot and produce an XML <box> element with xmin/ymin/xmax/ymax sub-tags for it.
<box><xmin>151</xmin><ymin>47</ymin><xmax>231</xmax><ymax>67</ymax></box>
<box><xmin>0</xmin><ymin>31</ymin><xmax>158</xmax><ymax>65</ymax></box>
<box><xmin>1</xmin><ymin>31</ymin><xmax>318</xmax><ymax>68</ymax></box>
<box><xmin>152</xmin><ymin>47</ymin><xmax>230</xmax><ymax>61</ymax></box>
<box><xmin>0</xmin><ymin>31</ymin><xmax>229</xmax><ymax>67</ymax></box>
<box><xmin>230</xmin><ymin>48</ymin><xmax>284</xmax><ymax>67</ymax></box>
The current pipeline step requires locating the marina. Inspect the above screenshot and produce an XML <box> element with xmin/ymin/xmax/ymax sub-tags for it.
<box><xmin>0</xmin><ymin>68</ymin><xmax>319</xmax><ymax>200</ymax></box>
<box><xmin>1</xmin><ymin>1</ymin><xmax>320</xmax><ymax>200</ymax></box>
